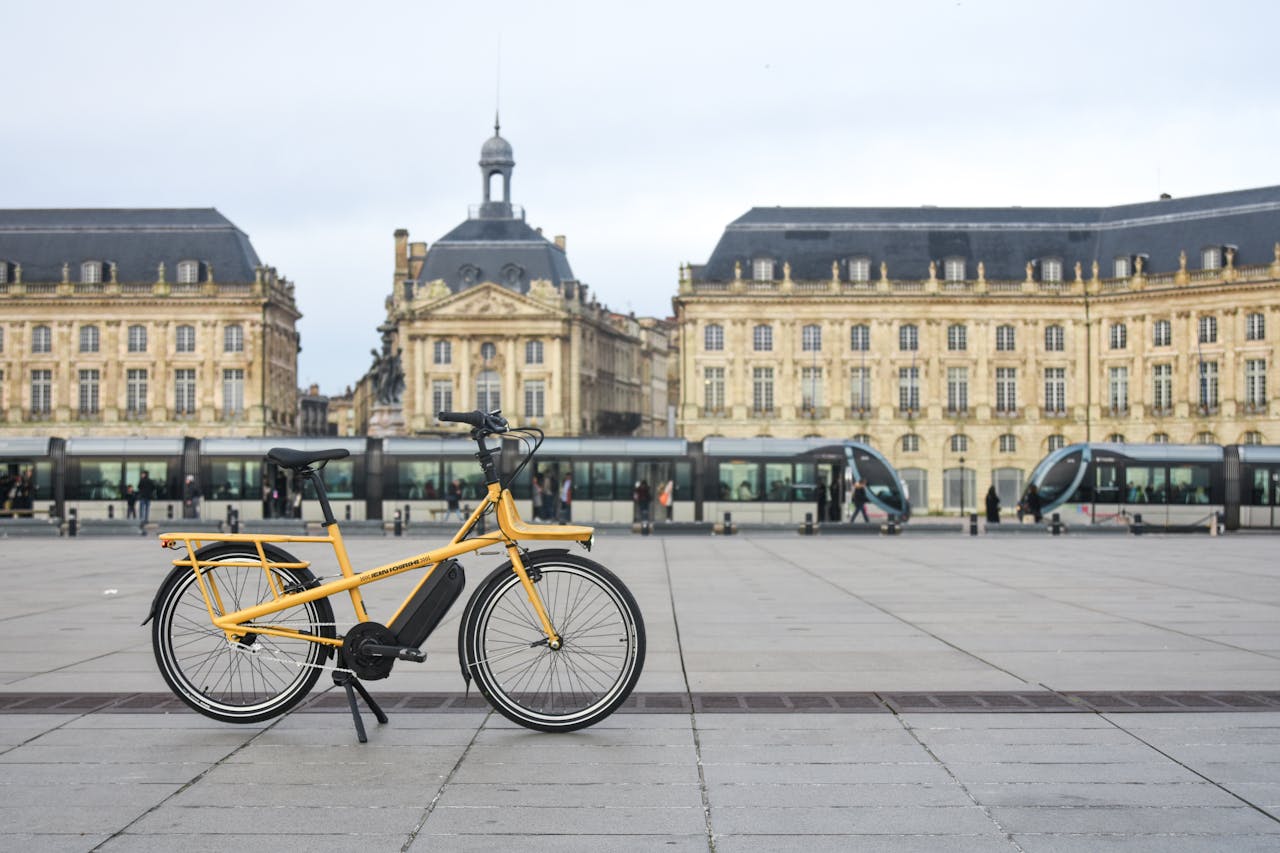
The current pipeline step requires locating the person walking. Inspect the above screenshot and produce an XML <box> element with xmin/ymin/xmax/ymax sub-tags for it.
<box><xmin>1024</xmin><ymin>483</ymin><xmax>1043</xmax><ymax>523</ymax></box>
<box><xmin>815</xmin><ymin>474</ymin><xmax>827</xmax><ymax>523</ymax></box>
<box><xmin>985</xmin><ymin>485</ymin><xmax>1001</xmax><ymax>523</ymax></box>
<box><xmin>658</xmin><ymin>479</ymin><xmax>674</xmax><ymax>522</ymax></box>
<box><xmin>137</xmin><ymin>470</ymin><xmax>155</xmax><ymax>531</ymax></box>
<box><xmin>125</xmin><ymin>484</ymin><xmax>137</xmax><ymax>520</ymax></box>
<box><xmin>183</xmin><ymin>474</ymin><xmax>202</xmax><ymax>519</ymax></box>
<box><xmin>851</xmin><ymin>478</ymin><xmax>870</xmax><ymax>522</ymax></box>
<box><xmin>532</xmin><ymin>474</ymin><xmax>545</xmax><ymax>521</ymax></box>
<box><xmin>635</xmin><ymin>480</ymin><xmax>652</xmax><ymax>522</ymax></box>
<box><xmin>559</xmin><ymin>471</ymin><xmax>573</xmax><ymax>522</ymax></box>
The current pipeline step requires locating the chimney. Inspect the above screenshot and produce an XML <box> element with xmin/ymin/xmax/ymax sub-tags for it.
<box><xmin>409</xmin><ymin>242</ymin><xmax>428</xmax><ymax>279</ymax></box>
<box><xmin>394</xmin><ymin>229</ymin><xmax>409</xmax><ymax>278</ymax></box>
<box><xmin>554</xmin><ymin>235</ymin><xmax>566</xmax><ymax>252</ymax></box>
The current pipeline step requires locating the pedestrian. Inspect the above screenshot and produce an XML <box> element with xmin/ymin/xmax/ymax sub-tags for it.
<box><xmin>125</xmin><ymin>484</ymin><xmax>137</xmax><ymax>519</ymax></box>
<box><xmin>183</xmin><ymin>474</ymin><xmax>202</xmax><ymax>519</ymax></box>
<box><xmin>829</xmin><ymin>475</ymin><xmax>841</xmax><ymax>522</ymax></box>
<box><xmin>138</xmin><ymin>470</ymin><xmax>155</xmax><ymax>529</ymax></box>
<box><xmin>985</xmin><ymin>485</ymin><xmax>1001</xmax><ymax>523</ymax></box>
<box><xmin>635</xmin><ymin>480</ymin><xmax>651</xmax><ymax>522</ymax></box>
<box><xmin>851</xmin><ymin>478</ymin><xmax>870</xmax><ymax>522</ymax></box>
<box><xmin>531</xmin><ymin>474</ymin><xmax>545</xmax><ymax>521</ymax></box>
<box><xmin>1024</xmin><ymin>483</ymin><xmax>1043</xmax><ymax>523</ymax></box>
<box><xmin>446</xmin><ymin>478</ymin><xmax>463</xmax><ymax>522</ymax></box>
<box><xmin>815</xmin><ymin>474</ymin><xmax>827</xmax><ymax>523</ymax></box>
<box><xmin>559</xmin><ymin>471</ymin><xmax>573</xmax><ymax>522</ymax></box>
<box><xmin>658</xmin><ymin>479</ymin><xmax>674</xmax><ymax>521</ymax></box>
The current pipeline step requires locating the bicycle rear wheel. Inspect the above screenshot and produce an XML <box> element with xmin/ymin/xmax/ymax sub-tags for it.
<box><xmin>462</xmin><ymin>553</ymin><xmax>645</xmax><ymax>732</ymax></box>
<box><xmin>151</xmin><ymin>545</ymin><xmax>335</xmax><ymax>724</ymax></box>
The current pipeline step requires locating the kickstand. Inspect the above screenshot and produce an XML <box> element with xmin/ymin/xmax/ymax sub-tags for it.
<box><xmin>333</xmin><ymin>669</ymin><xmax>388</xmax><ymax>743</ymax></box>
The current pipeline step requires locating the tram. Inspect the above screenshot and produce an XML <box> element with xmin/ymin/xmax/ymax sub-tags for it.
<box><xmin>0</xmin><ymin>433</ymin><xmax>911</xmax><ymax>526</ymax></box>
<box><xmin>1021</xmin><ymin>442</ymin><xmax>1280</xmax><ymax>531</ymax></box>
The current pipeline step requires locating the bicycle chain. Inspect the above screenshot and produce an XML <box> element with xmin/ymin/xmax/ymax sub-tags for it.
<box><xmin>231</xmin><ymin>622</ymin><xmax>356</xmax><ymax>678</ymax></box>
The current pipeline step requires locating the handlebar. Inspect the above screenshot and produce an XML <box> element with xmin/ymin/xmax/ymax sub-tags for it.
<box><xmin>438</xmin><ymin>409</ymin><xmax>509</xmax><ymax>435</ymax></box>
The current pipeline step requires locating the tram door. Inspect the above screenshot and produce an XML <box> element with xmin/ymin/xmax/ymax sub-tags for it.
<box><xmin>633</xmin><ymin>461</ymin><xmax>672</xmax><ymax>522</ymax></box>
<box><xmin>262</xmin><ymin>462</ymin><xmax>292</xmax><ymax>519</ymax></box>
<box><xmin>1246</xmin><ymin>467</ymin><xmax>1280</xmax><ymax>528</ymax></box>
<box><xmin>813</xmin><ymin>463</ymin><xmax>844</xmax><ymax>522</ymax></box>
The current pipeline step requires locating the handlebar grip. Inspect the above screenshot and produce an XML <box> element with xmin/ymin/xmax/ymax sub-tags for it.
<box><xmin>437</xmin><ymin>411</ymin><xmax>485</xmax><ymax>428</ymax></box>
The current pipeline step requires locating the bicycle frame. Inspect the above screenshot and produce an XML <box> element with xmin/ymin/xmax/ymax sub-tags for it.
<box><xmin>160</xmin><ymin>481</ymin><xmax>593</xmax><ymax>652</ymax></box>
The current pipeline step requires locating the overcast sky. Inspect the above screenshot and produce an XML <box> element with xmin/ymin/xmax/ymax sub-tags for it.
<box><xmin>6</xmin><ymin>0</ymin><xmax>1280</xmax><ymax>395</ymax></box>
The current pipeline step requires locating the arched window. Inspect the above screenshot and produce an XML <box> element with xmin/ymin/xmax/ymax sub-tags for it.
<box><xmin>224</xmin><ymin>324</ymin><xmax>244</xmax><ymax>353</ymax></box>
<box><xmin>525</xmin><ymin>340</ymin><xmax>544</xmax><ymax>364</ymax></box>
<box><xmin>175</xmin><ymin>324</ymin><xmax>196</xmax><ymax>353</ymax></box>
<box><xmin>79</xmin><ymin>325</ymin><xmax>99</xmax><ymax>353</ymax></box>
<box><xmin>127</xmin><ymin>324</ymin><xmax>147</xmax><ymax>353</ymax></box>
<box><xmin>32</xmin><ymin>324</ymin><xmax>52</xmax><ymax>353</ymax></box>
<box><xmin>998</xmin><ymin>434</ymin><xmax>1017</xmax><ymax>453</ymax></box>
<box><xmin>704</xmin><ymin>324</ymin><xmax>724</xmax><ymax>351</ymax></box>
<box><xmin>476</xmin><ymin>370</ymin><xmax>501</xmax><ymax>411</ymax></box>
<box><xmin>1194</xmin><ymin>431</ymin><xmax>1216</xmax><ymax>445</ymax></box>
<box><xmin>1047</xmin><ymin>434</ymin><xmax>1065</xmax><ymax>452</ymax></box>
<box><xmin>1150</xmin><ymin>432</ymin><xmax>1170</xmax><ymax>444</ymax></box>
<box><xmin>901</xmin><ymin>434</ymin><xmax>920</xmax><ymax>453</ymax></box>
<box><xmin>1106</xmin><ymin>433</ymin><xmax>1126</xmax><ymax>443</ymax></box>
<box><xmin>1243</xmin><ymin>431</ymin><xmax>1264</xmax><ymax>445</ymax></box>
<box><xmin>950</xmin><ymin>434</ymin><xmax>968</xmax><ymax>453</ymax></box>
<box><xmin>851</xmin><ymin>433</ymin><xmax>873</xmax><ymax>446</ymax></box>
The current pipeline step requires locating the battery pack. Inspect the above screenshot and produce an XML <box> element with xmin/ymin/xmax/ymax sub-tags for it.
<box><xmin>389</xmin><ymin>559</ymin><xmax>466</xmax><ymax>649</ymax></box>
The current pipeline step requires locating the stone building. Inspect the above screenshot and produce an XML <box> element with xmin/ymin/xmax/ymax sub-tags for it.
<box><xmin>675</xmin><ymin>186</ymin><xmax>1280</xmax><ymax>513</ymax></box>
<box><xmin>383</xmin><ymin>125</ymin><xmax>671</xmax><ymax>436</ymax></box>
<box><xmin>0</xmin><ymin>209</ymin><xmax>300</xmax><ymax>437</ymax></box>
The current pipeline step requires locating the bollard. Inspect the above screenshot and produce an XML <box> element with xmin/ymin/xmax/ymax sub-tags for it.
<box><xmin>404</xmin><ymin>504</ymin><xmax>411</xmax><ymax>526</ymax></box>
<box><xmin>68</xmin><ymin>508</ymin><xmax>78</xmax><ymax>537</ymax></box>
<box><xmin>969</xmin><ymin>512</ymin><xmax>978</xmax><ymax>536</ymax></box>
<box><xmin>1211</xmin><ymin>511</ymin><xmax>1223</xmax><ymax>537</ymax></box>
<box><xmin>885</xmin><ymin>515</ymin><xmax>899</xmax><ymax>535</ymax></box>
<box><xmin>345</xmin><ymin>504</ymin><xmax>352</xmax><ymax>521</ymax></box>
<box><xmin>394</xmin><ymin>509</ymin><xmax>403</xmax><ymax>537</ymax></box>
<box><xmin>641</xmin><ymin>520</ymin><xmax>651</xmax><ymax>536</ymax></box>
<box><xmin>107</xmin><ymin>504</ymin><xmax>114</xmax><ymax>520</ymax></box>
<box><xmin>803</xmin><ymin>511</ymin><xmax>814</xmax><ymax>536</ymax></box>
<box><xmin>1132</xmin><ymin>513</ymin><xmax>1143</xmax><ymax>535</ymax></box>
<box><xmin>1051</xmin><ymin>512</ymin><xmax>1062</xmax><ymax>536</ymax></box>
<box><xmin>230</xmin><ymin>508</ymin><xmax>240</xmax><ymax>534</ymax></box>
<box><xmin>167</xmin><ymin>504</ymin><xmax>174</xmax><ymax>520</ymax></box>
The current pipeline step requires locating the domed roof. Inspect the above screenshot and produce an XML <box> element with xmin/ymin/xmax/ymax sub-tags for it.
<box><xmin>480</xmin><ymin>120</ymin><xmax>514</xmax><ymax>165</ymax></box>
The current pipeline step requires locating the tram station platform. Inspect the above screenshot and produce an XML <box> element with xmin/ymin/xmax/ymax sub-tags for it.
<box><xmin>2</xmin><ymin>534</ymin><xmax>1279</xmax><ymax>851</ymax></box>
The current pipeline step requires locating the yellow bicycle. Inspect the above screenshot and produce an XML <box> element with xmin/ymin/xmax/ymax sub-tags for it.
<box><xmin>144</xmin><ymin>410</ymin><xmax>645</xmax><ymax>740</ymax></box>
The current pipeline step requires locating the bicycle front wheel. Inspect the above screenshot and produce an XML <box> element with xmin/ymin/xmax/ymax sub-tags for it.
<box><xmin>151</xmin><ymin>546</ymin><xmax>335</xmax><ymax>724</ymax></box>
<box><xmin>462</xmin><ymin>553</ymin><xmax>645</xmax><ymax>732</ymax></box>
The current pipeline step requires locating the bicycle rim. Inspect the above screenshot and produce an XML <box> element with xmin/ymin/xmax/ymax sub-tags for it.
<box><xmin>154</xmin><ymin>560</ymin><xmax>331</xmax><ymax>723</ymax></box>
<box><xmin>470</xmin><ymin>561</ymin><xmax>643</xmax><ymax>730</ymax></box>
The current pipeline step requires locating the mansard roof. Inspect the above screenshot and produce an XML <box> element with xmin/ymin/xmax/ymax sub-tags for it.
<box><xmin>415</xmin><ymin>213</ymin><xmax>576</xmax><ymax>295</ymax></box>
<box><xmin>696</xmin><ymin>185</ymin><xmax>1280</xmax><ymax>281</ymax></box>
<box><xmin>0</xmin><ymin>208</ymin><xmax>262</xmax><ymax>282</ymax></box>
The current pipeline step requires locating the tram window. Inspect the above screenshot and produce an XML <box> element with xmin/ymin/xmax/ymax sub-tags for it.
<box><xmin>77</xmin><ymin>460</ymin><xmax>123</xmax><ymax>500</ymax></box>
<box><xmin>206</xmin><ymin>460</ymin><xmax>260</xmax><ymax>500</ymax></box>
<box><xmin>396</xmin><ymin>461</ymin><xmax>440</xmax><ymax>500</ymax></box>
<box><xmin>1168</xmin><ymin>464</ymin><xmax>1211</xmax><ymax>504</ymax></box>
<box><xmin>855</xmin><ymin>453</ymin><xmax>904</xmax><ymax>511</ymax></box>
<box><xmin>1124</xmin><ymin>466</ymin><xmax>1166</xmax><ymax>504</ymax></box>
<box><xmin>586</xmin><ymin>461</ymin><xmax>615</xmax><ymax>500</ymax></box>
<box><xmin>300</xmin><ymin>460</ymin><xmax>355</xmax><ymax>500</ymax></box>
<box><xmin>446</xmin><ymin>460</ymin><xmax>485</xmax><ymax>501</ymax></box>
<box><xmin>764</xmin><ymin>463</ymin><xmax>794</xmax><ymax>501</ymax></box>
<box><xmin>1250</xmin><ymin>469</ymin><xmax>1271</xmax><ymax>506</ymax></box>
<box><xmin>528</xmin><ymin>460</ymin><xmax>570</xmax><ymax>503</ymax></box>
<box><xmin>791</xmin><ymin>462</ymin><xmax>816</xmax><ymax>501</ymax></box>
<box><xmin>718</xmin><ymin>462</ymin><xmax>760</xmax><ymax>501</ymax></box>
<box><xmin>614</xmin><ymin>463</ymin><xmax>635</xmax><ymax>501</ymax></box>
<box><xmin>1094</xmin><ymin>464</ymin><xmax>1121</xmax><ymax>503</ymax></box>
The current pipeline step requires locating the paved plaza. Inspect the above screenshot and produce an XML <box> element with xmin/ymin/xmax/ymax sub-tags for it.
<box><xmin>2</xmin><ymin>531</ymin><xmax>1279</xmax><ymax>851</ymax></box>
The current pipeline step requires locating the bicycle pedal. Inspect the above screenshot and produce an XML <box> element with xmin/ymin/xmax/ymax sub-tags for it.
<box><xmin>362</xmin><ymin>643</ymin><xmax>426</xmax><ymax>663</ymax></box>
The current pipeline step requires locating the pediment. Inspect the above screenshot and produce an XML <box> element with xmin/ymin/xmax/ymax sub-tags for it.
<box><xmin>418</xmin><ymin>283</ymin><xmax>561</xmax><ymax>319</ymax></box>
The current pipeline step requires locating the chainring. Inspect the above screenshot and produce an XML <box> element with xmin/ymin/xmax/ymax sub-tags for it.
<box><xmin>341</xmin><ymin>621</ymin><xmax>398</xmax><ymax>681</ymax></box>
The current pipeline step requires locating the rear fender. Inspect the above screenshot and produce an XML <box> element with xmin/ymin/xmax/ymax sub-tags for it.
<box><xmin>142</xmin><ymin>541</ymin><xmax>306</xmax><ymax>625</ymax></box>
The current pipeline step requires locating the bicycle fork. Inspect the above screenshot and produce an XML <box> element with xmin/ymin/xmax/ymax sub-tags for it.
<box><xmin>508</xmin><ymin>546</ymin><xmax>562</xmax><ymax>649</ymax></box>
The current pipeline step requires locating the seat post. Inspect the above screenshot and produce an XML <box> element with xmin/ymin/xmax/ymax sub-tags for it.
<box><xmin>306</xmin><ymin>467</ymin><xmax>338</xmax><ymax>526</ymax></box>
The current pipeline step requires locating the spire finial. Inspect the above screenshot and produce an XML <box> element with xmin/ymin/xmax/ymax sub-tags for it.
<box><xmin>495</xmin><ymin>111</ymin><xmax>500</xmax><ymax>137</ymax></box>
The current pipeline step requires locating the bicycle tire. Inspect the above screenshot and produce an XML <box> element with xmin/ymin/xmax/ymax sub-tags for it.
<box><xmin>151</xmin><ymin>544</ymin><xmax>335</xmax><ymax>724</ymax></box>
<box><xmin>461</xmin><ymin>552</ymin><xmax>645</xmax><ymax>732</ymax></box>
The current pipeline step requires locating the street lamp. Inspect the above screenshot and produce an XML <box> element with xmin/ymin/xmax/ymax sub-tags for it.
<box><xmin>958</xmin><ymin>455</ymin><xmax>966</xmax><ymax>517</ymax></box>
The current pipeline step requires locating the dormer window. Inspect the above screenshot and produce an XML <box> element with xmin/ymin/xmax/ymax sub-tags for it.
<box><xmin>1040</xmin><ymin>258</ymin><xmax>1063</xmax><ymax>283</ymax></box>
<box><xmin>1201</xmin><ymin>246</ymin><xmax>1221</xmax><ymax>270</ymax></box>
<box><xmin>943</xmin><ymin>257</ymin><xmax>965</xmax><ymax>282</ymax></box>
<box><xmin>480</xmin><ymin>341</ymin><xmax>497</xmax><ymax>362</ymax></box>
<box><xmin>177</xmin><ymin>260</ymin><xmax>200</xmax><ymax>284</ymax></box>
<box><xmin>751</xmin><ymin>258</ymin><xmax>775</xmax><ymax>282</ymax></box>
<box><xmin>849</xmin><ymin>256</ymin><xmax>871</xmax><ymax>282</ymax></box>
<box><xmin>1113</xmin><ymin>256</ymin><xmax>1130</xmax><ymax>278</ymax></box>
<box><xmin>0</xmin><ymin>260</ymin><xmax>9</xmax><ymax>284</ymax></box>
<box><xmin>81</xmin><ymin>261</ymin><xmax>103</xmax><ymax>284</ymax></box>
